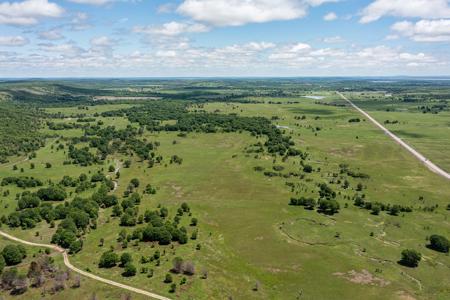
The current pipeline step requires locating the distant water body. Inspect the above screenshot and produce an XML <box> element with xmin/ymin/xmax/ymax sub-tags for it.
<box><xmin>302</xmin><ymin>96</ymin><xmax>325</xmax><ymax>100</ymax></box>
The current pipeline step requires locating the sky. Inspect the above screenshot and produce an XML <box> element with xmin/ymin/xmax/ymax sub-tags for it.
<box><xmin>0</xmin><ymin>0</ymin><xmax>450</xmax><ymax>77</ymax></box>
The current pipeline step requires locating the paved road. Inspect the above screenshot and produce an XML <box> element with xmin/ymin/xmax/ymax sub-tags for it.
<box><xmin>0</xmin><ymin>230</ymin><xmax>172</xmax><ymax>300</ymax></box>
<box><xmin>337</xmin><ymin>92</ymin><xmax>450</xmax><ymax>180</ymax></box>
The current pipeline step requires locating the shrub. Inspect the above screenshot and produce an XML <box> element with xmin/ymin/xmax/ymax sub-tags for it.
<box><xmin>399</xmin><ymin>249</ymin><xmax>421</xmax><ymax>267</ymax></box>
<box><xmin>428</xmin><ymin>235</ymin><xmax>449</xmax><ymax>253</ymax></box>
<box><xmin>122</xmin><ymin>263</ymin><xmax>136</xmax><ymax>277</ymax></box>
<box><xmin>120</xmin><ymin>253</ymin><xmax>133</xmax><ymax>267</ymax></box>
<box><xmin>1</xmin><ymin>245</ymin><xmax>26</xmax><ymax>266</ymax></box>
<box><xmin>303</xmin><ymin>165</ymin><xmax>313</xmax><ymax>173</ymax></box>
<box><xmin>99</xmin><ymin>251</ymin><xmax>118</xmax><ymax>268</ymax></box>
<box><xmin>164</xmin><ymin>273</ymin><xmax>173</xmax><ymax>283</ymax></box>
<box><xmin>0</xmin><ymin>255</ymin><xmax>5</xmax><ymax>274</ymax></box>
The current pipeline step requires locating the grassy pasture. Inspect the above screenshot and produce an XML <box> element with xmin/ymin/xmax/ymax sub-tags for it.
<box><xmin>345</xmin><ymin>92</ymin><xmax>450</xmax><ymax>172</ymax></box>
<box><xmin>0</xmin><ymin>238</ymin><xmax>146</xmax><ymax>300</ymax></box>
<box><xmin>0</xmin><ymin>95</ymin><xmax>449</xmax><ymax>299</ymax></box>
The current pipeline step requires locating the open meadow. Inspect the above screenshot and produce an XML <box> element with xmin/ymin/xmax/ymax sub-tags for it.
<box><xmin>0</xmin><ymin>79</ymin><xmax>449</xmax><ymax>300</ymax></box>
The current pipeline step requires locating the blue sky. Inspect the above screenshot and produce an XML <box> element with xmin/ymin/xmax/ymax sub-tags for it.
<box><xmin>0</xmin><ymin>0</ymin><xmax>450</xmax><ymax>77</ymax></box>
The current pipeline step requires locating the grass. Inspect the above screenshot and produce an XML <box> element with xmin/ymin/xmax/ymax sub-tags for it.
<box><xmin>0</xmin><ymin>237</ymin><xmax>147</xmax><ymax>300</ymax></box>
<box><xmin>0</xmin><ymin>95</ymin><xmax>449</xmax><ymax>299</ymax></box>
<box><xmin>345</xmin><ymin>92</ymin><xmax>450</xmax><ymax>173</ymax></box>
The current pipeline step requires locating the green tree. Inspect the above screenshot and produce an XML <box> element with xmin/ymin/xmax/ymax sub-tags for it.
<box><xmin>428</xmin><ymin>235</ymin><xmax>449</xmax><ymax>253</ymax></box>
<box><xmin>130</xmin><ymin>178</ymin><xmax>140</xmax><ymax>188</ymax></box>
<box><xmin>98</xmin><ymin>251</ymin><xmax>118</xmax><ymax>268</ymax></box>
<box><xmin>399</xmin><ymin>249</ymin><xmax>421</xmax><ymax>267</ymax></box>
<box><xmin>69</xmin><ymin>240</ymin><xmax>83</xmax><ymax>254</ymax></box>
<box><xmin>120</xmin><ymin>253</ymin><xmax>133</xmax><ymax>267</ymax></box>
<box><xmin>122</xmin><ymin>263</ymin><xmax>136</xmax><ymax>277</ymax></box>
<box><xmin>371</xmin><ymin>204</ymin><xmax>381</xmax><ymax>215</ymax></box>
<box><xmin>1</xmin><ymin>245</ymin><xmax>26</xmax><ymax>266</ymax></box>
<box><xmin>164</xmin><ymin>273</ymin><xmax>173</xmax><ymax>283</ymax></box>
<box><xmin>303</xmin><ymin>165</ymin><xmax>313</xmax><ymax>173</ymax></box>
<box><xmin>51</xmin><ymin>229</ymin><xmax>77</xmax><ymax>249</ymax></box>
<box><xmin>0</xmin><ymin>255</ymin><xmax>5</xmax><ymax>274</ymax></box>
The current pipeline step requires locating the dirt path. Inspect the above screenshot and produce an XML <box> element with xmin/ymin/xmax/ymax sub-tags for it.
<box><xmin>337</xmin><ymin>92</ymin><xmax>450</xmax><ymax>181</ymax></box>
<box><xmin>1</xmin><ymin>157</ymin><xmax>29</xmax><ymax>167</ymax></box>
<box><xmin>109</xmin><ymin>159</ymin><xmax>121</xmax><ymax>192</ymax></box>
<box><xmin>0</xmin><ymin>230</ymin><xmax>172</xmax><ymax>300</ymax></box>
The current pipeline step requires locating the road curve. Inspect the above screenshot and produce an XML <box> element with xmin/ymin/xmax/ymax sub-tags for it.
<box><xmin>0</xmin><ymin>230</ymin><xmax>172</xmax><ymax>300</ymax></box>
<box><xmin>337</xmin><ymin>92</ymin><xmax>450</xmax><ymax>180</ymax></box>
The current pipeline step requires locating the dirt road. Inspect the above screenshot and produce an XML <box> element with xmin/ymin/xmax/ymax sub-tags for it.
<box><xmin>337</xmin><ymin>92</ymin><xmax>450</xmax><ymax>180</ymax></box>
<box><xmin>0</xmin><ymin>230</ymin><xmax>172</xmax><ymax>300</ymax></box>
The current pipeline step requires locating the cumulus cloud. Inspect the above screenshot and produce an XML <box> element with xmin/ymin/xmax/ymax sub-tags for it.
<box><xmin>68</xmin><ymin>0</ymin><xmax>112</xmax><ymax>5</ymax></box>
<box><xmin>133</xmin><ymin>22</ymin><xmax>210</xmax><ymax>36</ymax></box>
<box><xmin>39</xmin><ymin>42</ymin><xmax>84</xmax><ymax>56</ymax></box>
<box><xmin>269</xmin><ymin>43</ymin><xmax>436</xmax><ymax>70</ymax></box>
<box><xmin>0</xmin><ymin>38</ymin><xmax>442</xmax><ymax>76</ymax></box>
<box><xmin>0</xmin><ymin>0</ymin><xmax>64</xmax><ymax>26</ymax></box>
<box><xmin>157</xmin><ymin>3</ymin><xmax>176</xmax><ymax>14</ymax></box>
<box><xmin>391</xmin><ymin>19</ymin><xmax>450</xmax><ymax>42</ymax></box>
<box><xmin>90</xmin><ymin>36</ymin><xmax>114</xmax><ymax>47</ymax></box>
<box><xmin>177</xmin><ymin>0</ymin><xmax>337</xmax><ymax>27</ymax></box>
<box><xmin>70</xmin><ymin>12</ymin><xmax>91</xmax><ymax>31</ymax></box>
<box><xmin>323</xmin><ymin>12</ymin><xmax>337</xmax><ymax>21</ymax></box>
<box><xmin>38</xmin><ymin>29</ymin><xmax>64</xmax><ymax>40</ymax></box>
<box><xmin>323</xmin><ymin>36</ymin><xmax>345</xmax><ymax>43</ymax></box>
<box><xmin>0</xmin><ymin>36</ymin><xmax>29</xmax><ymax>46</ymax></box>
<box><xmin>360</xmin><ymin>0</ymin><xmax>450</xmax><ymax>23</ymax></box>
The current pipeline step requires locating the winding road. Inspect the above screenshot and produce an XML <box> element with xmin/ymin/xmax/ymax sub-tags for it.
<box><xmin>337</xmin><ymin>92</ymin><xmax>450</xmax><ymax>180</ymax></box>
<box><xmin>0</xmin><ymin>230</ymin><xmax>172</xmax><ymax>300</ymax></box>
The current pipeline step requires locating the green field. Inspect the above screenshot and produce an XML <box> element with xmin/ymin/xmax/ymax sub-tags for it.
<box><xmin>0</xmin><ymin>79</ymin><xmax>449</xmax><ymax>300</ymax></box>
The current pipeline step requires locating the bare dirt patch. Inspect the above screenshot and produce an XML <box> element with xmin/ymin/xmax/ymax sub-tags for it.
<box><xmin>333</xmin><ymin>269</ymin><xmax>391</xmax><ymax>287</ymax></box>
<box><xmin>396</xmin><ymin>291</ymin><xmax>417</xmax><ymax>300</ymax></box>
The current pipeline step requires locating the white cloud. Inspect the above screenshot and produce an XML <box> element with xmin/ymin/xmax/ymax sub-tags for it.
<box><xmin>68</xmin><ymin>0</ymin><xmax>112</xmax><ymax>5</ymax></box>
<box><xmin>90</xmin><ymin>36</ymin><xmax>114</xmax><ymax>47</ymax></box>
<box><xmin>323</xmin><ymin>36</ymin><xmax>345</xmax><ymax>43</ymax></box>
<box><xmin>39</xmin><ymin>29</ymin><xmax>64</xmax><ymax>40</ymax></box>
<box><xmin>0</xmin><ymin>0</ymin><xmax>64</xmax><ymax>26</ymax></box>
<box><xmin>39</xmin><ymin>43</ymin><xmax>84</xmax><ymax>56</ymax></box>
<box><xmin>306</xmin><ymin>0</ymin><xmax>339</xmax><ymax>5</ymax></box>
<box><xmin>392</xmin><ymin>19</ymin><xmax>450</xmax><ymax>42</ymax></box>
<box><xmin>70</xmin><ymin>12</ymin><xmax>91</xmax><ymax>31</ymax></box>
<box><xmin>133</xmin><ymin>21</ymin><xmax>210</xmax><ymax>36</ymax></box>
<box><xmin>156</xmin><ymin>50</ymin><xmax>177</xmax><ymax>58</ymax></box>
<box><xmin>385</xmin><ymin>34</ymin><xmax>399</xmax><ymax>41</ymax></box>
<box><xmin>360</xmin><ymin>0</ymin><xmax>450</xmax><ymax>23</ymax></box>
<box><xmin>0</xmin><ymin>38</ymin><xmax>443</xmax><ymax>76</ymax></box>
<box><xmin>177</xmin><ymin>0</ymin><xmax>337</xmax><ymax>27</ymax></box>
<box><xmin>0</xmin><ymin>36</ymin><xmax>29</xmax><ymax>46</ymax></box>
<box><xmin>323</xmin><ymin>12</ymin><xmax>337</xmax><ymax>21</ymax></box>
<box><xmin>158</xmin><ymin>3</ymin><xmax>176</xmax><ymax>13</ymax></box>
<box><xmin>268</xmin><ymin>43</ymin><xmax>436</xmax><ymax>71</ymax></box>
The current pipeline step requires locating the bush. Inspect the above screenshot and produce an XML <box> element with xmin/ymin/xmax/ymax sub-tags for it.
<box><xmin>120</xmin><ymin>253</ymin><xmax>133</xmax><ymax>267</ymax></box>
<box><xmin>99</xmin><ymin>251</ymin><xmax>118</xmax><ymax>268</ymax></box>
<box><xmin>164</xmin><ymin>273</ymin><xmax>173</xmax><ymax>283</ymax></box>
<box><xmin>36</xmin><ymin>186</ymin><xmax>67</xmax><ymax>201</ymax></box>
<box><xmin>122</xmin><ymin>263</ymin><xmax>137</xmax><ymax>277</ymax></box>
<box><xmin>51</xmin><ymin>229</ymin><xmax>77</xmax><ymax>249</ymax></box>
<box><xmin>0</xmin><ymin>255</ymin><xmax>5</xmax><ymax>274</ymax></box>
<box><xmin>1</xmin><ymin>245</ymin><xmax>26</xmax><ymax>266</ymax></box>
<box><xmin>303</xmin><ymin>165</ymin><xmax>313</xmax><ymax>173</ymax></box>
<box><xmin>399</xmin><ymin>249</ymin><xmax>421</xmax><ymax>267</ymax></box>
<box><xmin>318</xmin><ymin>199</ymin><xmax>339</xmax><ymax>215</ymax></box>
<box><xmin>428</xmin><ymin>235</ymin><xmax>449</xmax><ymax>253</ymax></box>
